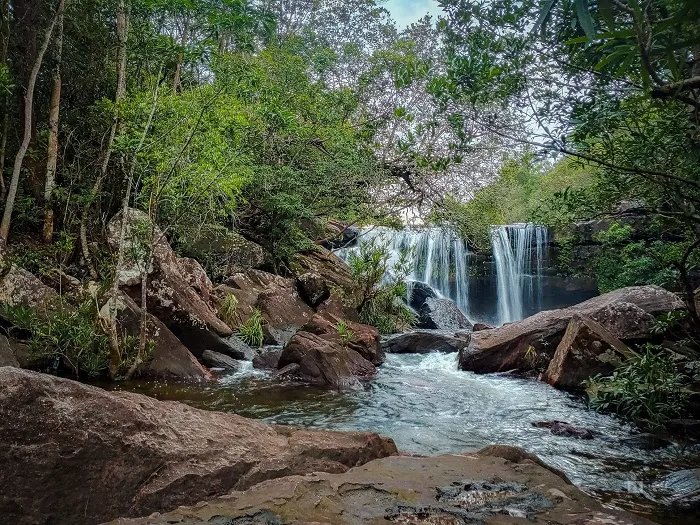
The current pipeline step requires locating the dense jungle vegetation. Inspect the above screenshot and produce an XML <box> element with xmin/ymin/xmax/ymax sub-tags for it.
<box><xmin>0</xmin><ymin>0</ymin><xmax>699</xmax><ymax>426</ymax></box>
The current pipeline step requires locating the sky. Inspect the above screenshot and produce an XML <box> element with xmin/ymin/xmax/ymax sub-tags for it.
<box><xmin>384</xmin><ymin>0</ymin><xmax>444</xmax><ymax>28</ymax></box>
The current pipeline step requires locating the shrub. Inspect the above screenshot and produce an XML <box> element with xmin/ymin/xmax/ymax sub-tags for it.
<box><xmin>348</xmin><ymin>237</ymin><xmax>416</xmax><ymax>334</ymax></box>
<box><xmin>219</xmin><ymin>293</ymin><xmax>239</xmax><ymax>327</ymax></box>
<box><xmin>336</xmin><ymin>320</ymin><xmax>354</xmax><ymax>346</ymax></box>
<box><xmin>2</xmin><ymin>300</ymin><xmax>111</xmax><ymax>378</ymax></box>
<box><xmin>238</xmin><ymin>308</ymin><xmax>264</xmax><ymax>347</ymax></box>
<box><xmin>584</xmin><ymin>344</ymin><xmax>689</xmax><ymax>429</ymax></box>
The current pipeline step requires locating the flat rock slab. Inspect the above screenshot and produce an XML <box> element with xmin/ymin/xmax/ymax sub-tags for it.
<box><xmin>108</xmin><ymin>446</ymin><xmax>657</xmax><ymax>525</ymax></box>
<box><xmin>0</xmin><ymin>367</ymin><xmax>396</xmax><ymax>525</ymax></box>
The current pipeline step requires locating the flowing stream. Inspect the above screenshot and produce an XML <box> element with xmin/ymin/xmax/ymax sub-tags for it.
<box><xmin>112</xmin><ymin>352</ymin><xmax>699</xmax><ymax>525</ymax></box>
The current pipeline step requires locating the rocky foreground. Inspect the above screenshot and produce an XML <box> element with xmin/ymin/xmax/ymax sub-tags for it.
<box><xmin>107</xmin><ymin>447</ymin><xmax>656</xmax><ymax>525</ymax></box>
<box><xmin>0</xmin><ymin>367</ymin><xmax>662</xmax><ymax>525</ymax></box>
<box><xmin>0</xmin><ymin>367</ymin><xmax>396</xmax><ymax>525</ymax></box>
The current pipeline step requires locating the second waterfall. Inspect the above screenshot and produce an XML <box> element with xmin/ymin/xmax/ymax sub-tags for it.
<box><xmin>490</xmin><ymin>224</ymin><xmax>549</xmax><ymax>325</ymax></box>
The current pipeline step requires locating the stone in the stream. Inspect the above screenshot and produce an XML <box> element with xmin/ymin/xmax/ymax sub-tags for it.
<box><xmin>621</xmin><ymin>433</ymin><xmax>672</xmax><ymax>450</ymax></box>
<box><xmin>299</xmin><ymin>313</ymin><xmax>384</xmax><ymax>365</ymax></box>
<box><xmin>201</xmin><ymin>349</ymin><xmax>239</xmax><ymax>370</ymax></box>
<box><xmin>0</xmin><ymin>367</ymin><xmax>397</xmax><ymax>525</ymax></box>
<box><xmin>106</xmin><ymin>445</ymin><xmax>658</xmax><ymax>525</ymax></box>
<box><xmin>532</xmin><ymin>421</ymin><xmax>595</xmax><ymax>439</ymax></box>
<box><xmin>417</xmin><ymin>296</ymin><xmax>473</xmax><ymax>331</ymax></box>
<box><xmin>654</xmin><ymin>468</ymin><xmax>700</xmax><ymax>509</ymax></box>
<box><xmin>252</xmin><ymin>346</ymin><xmax>283</xmax><ymax>370</ymax></box>
<box><xmin>459</xmin><ymin>285</ymin><xmax>683</xmax><ymax>374</ymax></box>
<box><xmin>407</xmin><ymin>280</ymin><xmax>438</xmax><ymax>310</ymax></box>
<box><xmin>541</xmin><ymin>315</ymin><xmax>633</xmax><ymax>390</ymax></box>
<box><xmin>383</xmin><ymin>330</ymin><xmax>468</xmax><ymax>354</ymax></box>
<box><xmin>277</xmin><ymin>330</ymin><xmax>376</xmax><ymax>389</ymax></box>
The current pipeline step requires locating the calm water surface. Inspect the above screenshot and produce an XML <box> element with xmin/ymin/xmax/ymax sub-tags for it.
<box><xmin>109</xmin><ymin>352</ymin><xmax>700</xmax><ymax>524</ymax></box>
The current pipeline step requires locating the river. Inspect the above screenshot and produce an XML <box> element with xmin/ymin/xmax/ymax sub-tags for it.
<box><xmin>109</xmin><ymin>351</ymin><xmax>700</xmax><ymax>525</ymax></box>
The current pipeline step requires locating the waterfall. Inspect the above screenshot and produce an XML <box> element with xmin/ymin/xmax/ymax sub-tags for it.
<box><xmin>339</xmin><ymin>227</ymin><xmax>471</xmax><ymax>318</ymax></box>
<box><xmin>490</xmin><ymin>224</ymin><xmax>548</xmax><ymax>325</ymax></box>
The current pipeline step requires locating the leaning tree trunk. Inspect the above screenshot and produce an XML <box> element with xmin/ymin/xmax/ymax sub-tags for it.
<box><xmin>172</xmin><ymin>18</ymin><xmax>189</xmax><ymax>94</ymax></box>
<box><xmin>42</xmin><ymin>5</ymin><xmax>65</xmax><ymax>242</ymax></box>
<box><xmin>79</xmin><ymin>0</ymin><xmax>128</xmax><ymax>277</ymax></box>
<box><xmin>0</xmin><ymin>0</ymin><xmax>65</xmax><ymax>249</ymax></box>
<box><xmin>0</xmin><ymin>0</ymin><xmax>10</xmax><ymax>200</ymax></box>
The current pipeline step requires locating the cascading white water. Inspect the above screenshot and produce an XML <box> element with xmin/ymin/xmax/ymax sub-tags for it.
<box><xmin>491</xmin><ymin>224</ymin><xmax>548</xmax><ymax>325</ymax></box>
<box><xmin>339</xmin><ymin>227</ymin><xmax>472</xmax><ymax>318</ymax></box>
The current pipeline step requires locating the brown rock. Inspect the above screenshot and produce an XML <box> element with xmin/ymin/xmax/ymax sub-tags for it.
<box><xmin>300</xmin><ymin>313</ymin><xmax>384</xmax><ymax>365</ymax></box>
<box><xmin>473</xmin><ymin>322</ymin><xmax>495</xmax><ymax>331</ymax></box>
<box><xmin>103</xmin><ymin>291</ymin><xmax>211</xmax><ymax>381</ymax></box>
<box><xmin>252</xmin><ymin>347</ymin><xmax>282</xmax><ymax>370</ymax></box>
<box><xmin>0</xmin><ymin>367</ymin><xmax>397</xmax><ymax>525</ymax></box>
<box><xmin>108</xmin><ymin>209</ymin><xmax>235</xmax><ymax>358</ymax></box>
<box><xmin>541</xmin><ymin>315</ymin><xmax>633</xmax><ymax>390</ymax></box>
<box><xmin>290</xmin><ymin>247</ymin><xmax>356</xmax><ymax>297</ymax></box>
<box><xmin>0</xmin><ymin>265</ymin><xmax>57</xmax><ymax>314</ymax></box>
<box><xmin>296</xmin><ymin>272</ymin><xmax>330</xmax><ymax>307</ymax></box>
<box><xmin>532</xmin><ymin>420</ymin><xmax>595</xmax><ymax>439</ymax></box>
<box><xmin>316</xmin><ymin>292</ymin><xmax>361</xmax><ymax>323</ymax></box>
<box><xmin>180</xmin><ymin>226</ymin><xmax>266</xmax><ymax>278</ymax></box>
<box><xmin>175</xmin><ymin>256</ymin><xmax>213</xmax><ymax>303</ymax></box>
<box><xmin>278</xmin><ymin>331</ymin><xmax>376</xmax><ymax>389</ymax></box>
<box><xmin>459</xmin><ymin>285</ymin><xmax>683</xmax><ymax>374</ymax></box>
<box><xmin>107</xmin><ymin>447</ymin><xmax>657</xmax><ymax>525</ymax></box>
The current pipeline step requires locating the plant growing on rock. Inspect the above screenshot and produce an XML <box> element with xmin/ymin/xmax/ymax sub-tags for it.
<box><xmin>238</xmin><ymin>309</ymin><xmax>264</xmax><ymax>347</ymax></box>
<box><xmin>219</xmin><ymin>293</ymin><xmax>239</xmax><ymax>327</ymax></box>
<box><xmin>348</xmin><ymin>237</ymin><xmax>416</xmax><ymax>334</ymax></box>
<box><xmin>584</xmin><ymin>344</ymin><xmax>689</xmax><ymax>430</ymax></box>
<box><xmin>336</xmin><ymin>320</ymin><xmax>354</xmax><ymax>347</ymax></box>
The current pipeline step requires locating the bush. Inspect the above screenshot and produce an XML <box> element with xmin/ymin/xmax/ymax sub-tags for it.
<box><xmin>2</xmin><ymin>299</ymin><xmax>111</xmax><ymax>378</ymax></box>
<box><xmin>584</xmin><ymin>344</ymin><xmax>689</xmax><ymax>429</ymax></box>
<box><xmin>348</xmin><ymin>237</ymin><xmax>416</xmax><ymax>334</ymax></box>
<box><xmin>238</xmin><ymin>308</ymin><xmax>264</xmax><ymax>347</ymax></box>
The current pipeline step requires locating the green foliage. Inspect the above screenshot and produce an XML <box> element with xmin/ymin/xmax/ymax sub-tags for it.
<box><xmin>336</xmin><ymin>320</ymin><xmax>354</xmax><ymax>346</ymax></box>
<box><xmin>348</xmin><ymin>237</ymin><xmax>416</xmax><ymax>334</ymax></box>
<box><xmin>1</xmin><ymin>300</ymin><xmax>111</xmax><ymax>378</ymax></box>
<box><xmin>585</xmin><ymin>344</ymin><xmax>689</xmax><ymax>429</ymax></box>
<box><xmin>219</xmin><ymin>293</ymin><xmax>239</xmax><ymax>327</ymax></box>
<box><xmin>237</xmin><ymin>308</ymin><xmax>264</xmax><ymax>347</ymax></box>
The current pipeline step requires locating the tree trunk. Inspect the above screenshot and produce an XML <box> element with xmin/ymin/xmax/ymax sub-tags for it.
<box><xmin>107</xmin><ymin>77</ymin><xmax>160</xmax><ymax>378</ymax></box>
<box><xmin>172</xmin><ymin>19</ymin><xmax>189</xmax><ymax>93</ymax></box>
<box><xmin>42</xmin><ymin>6</ymin><xmax>65</xmax><ymax>243</ymax></box>
<box><xmin>0</xmin><ymin>0</ymin><xmax>10</xmax><ymax>200</ymax></box>
<box><xmin>0</xmin><ymin>0</ymin><xmax>65</xmax><ymax>249</ymax></box>
<box><xmin>80</xmin><ymin>0</ymin><xmax>128</xmax><ymax>277</ymax></box>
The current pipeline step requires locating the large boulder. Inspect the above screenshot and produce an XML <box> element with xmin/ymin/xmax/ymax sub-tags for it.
<box><xmin>110</xmin><ymin>446</ymin><xmax>657</xmax><ymax>525</ymax></box>
<box><xmin>296</xmin><ymin>272</ymin><xmax>330</xmax><ymax>307</ymax></box>
<box><xmin>252</xmin><ymin>346</ymin><xmax>283</xmax><ymax>370</ymax></box>
<box><xmin>299</xmin><ymin>313</ymin><xmax>384</xmax><ymax>365</ymax></box>
<box><xmin>107</xmin><ymin>209</ymin><xmax>236</xmax><ymax>358</ymax></box>
<box><xmin>201</xmin><ymin>349</ymin><xmax>239</xmax><ymax>370</ymax></box>
<box><xmin>383</xmin><ymin>330</ymin><xmax>469</xmax><ymax>354</ymax></box>
<box><xmin>290</xmin><ymin>247</ymin><xmax>356</xmax><ymax>297</ymax></box>
<box><xmin>459</xmin><ymin>285</ymin><xmax>684</xmax><ymax>374</ymax></box>
<box><xmin>102</xmin><ymin>291</ymin><xmax>211</xmax><ymax>381</ymax></box>
<box><xmin>541</xmin><ymin>315</ymin><xmax>633</xmax><ymax>390</ymax></box>
<box><xmin>407</xmin><ymin>280</ymin><xmax>438</xmax><ymax>310</ymax></box>
<box><xmin>278</xmin><ymin>331</ymin><xmax>377</xmax><ymax>389</ymax></box>
<box><xmin>220</xmin><ymin>269</ymin><xmax>316</xmax><ymax>346</ymax></box>
<box><xmin>0</xmin><ymin>264</ymin><xmax>57</xmax><ymax>313</ymax></box>
<box><xmin>417</xmin><ymin>297</ymin><xmax>472</xmax><ymax>331</ymax></box>
<box><xmin>0</xmin><ymin>368</ymin><xmax>397</xmax><ymax>525</ymax></box>
<box><xmin>179</xmin><ymin>225</ymin><xmax>266</xmax><ymax>278</ymax></box>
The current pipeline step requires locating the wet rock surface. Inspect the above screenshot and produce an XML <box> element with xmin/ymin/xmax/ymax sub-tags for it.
<box><xmin>201</xmin><ymin>349</ymin><xmax>239</xmax><ymax>370</ymax></box>
<box><xmin>0</xmin><ymin>368</ymin><xmax>397</xmax><ymax>525</ymax></box>
<box><xmin>383</xmin><ymin>330</ymin><xmax>469</xmax><ymax>354</ymax></box>
<box><xmin>532</xmin><ymin>420</ymin><xmax>595</xmax><ymax>439</ymax></box>
<box><xmin>459</xmin><ymin>285</ymin><xmax>683</xmax><ymax>375</ymax></box>
<box><xmin>418</xmin><ymin>296</ymin><xmax>473</xmax><ymax>331</ymax></box>
<box><xmin>107</xmin><ymin>446</ymin><xmax>658</xmax><ymax>525</ymax></box>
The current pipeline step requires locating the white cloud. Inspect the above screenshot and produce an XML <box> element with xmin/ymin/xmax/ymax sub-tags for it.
<box><xmin>383</xmin><ymin>0</ymin><xmax>444</xmax><ymax>28</ymax></box>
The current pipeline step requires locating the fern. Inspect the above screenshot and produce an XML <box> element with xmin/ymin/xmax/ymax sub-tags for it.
<box><xmin>238</xmin><ymin>309</ymin><xmax>264</xmax><ymax>347</ymax></box>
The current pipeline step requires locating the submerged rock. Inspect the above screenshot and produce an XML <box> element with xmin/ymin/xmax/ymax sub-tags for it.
<box><xmin>201</xmin><ymin>349</ymin><xmax>239</xmax><ymax>370</ymax></box>
<box><xmin>108</xmin><ymin>445</ymin><xmax>657</xmax><ymax>525</ymax></box>
<box><xmin>654</xmin><ymin>468</ymin><xmax>700</xmax><ymax>509</ymax></box>
<box><xmin>459</xmin><ymin>285</ymin><xmax>683</xmax><ymax>375</ymax></box>
<box><xmin>0</xmin><ymin>368</ymin><xmax>397</xmax><ymax>525</ymax></box>
<box><xmin>532</xmin><ymin>420</ymin><xmax>595</xmax><ymax>439</ymax></box>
